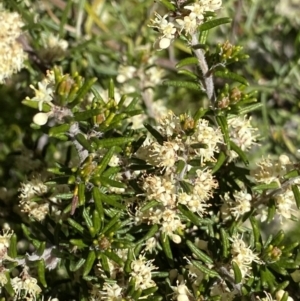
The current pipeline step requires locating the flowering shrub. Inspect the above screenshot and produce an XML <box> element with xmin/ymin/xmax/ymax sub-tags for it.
<box><xmin>1</xmin><ymin>0</ymin><xmax>300</xmax><ymax>301</ymax></box>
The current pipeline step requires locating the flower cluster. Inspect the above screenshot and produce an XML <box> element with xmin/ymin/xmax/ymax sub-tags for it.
<box><xmin>0</xmin><ymin>229</ymin><xmax>14</xmax><ymax>288</ymax></box>
<box><xmin>257</xmin><ymin>290</ymin><xmax>294</xmax><ymax>301</ymax></box>
<box><xmin>250</xmin><ymin>154</ymin><xmax>299</xmax><ymax>222</ymax></box>
<box><xmin>135</xmin><ymin>111</ymin><xmax>221</xmax><ymax>242</ymax></box>
<box><xmin>250</xmin><ymin>155</ymin><xmax>292</xmax><ymax>186</ymax></box>
<box><xmin>27</xmin><ymin>70</ymin><xmax>55</xmax><ymax>112</ymax></box>
<box><xmin>149</xmin><ymin>0</ymin><xmax>222</xmax><ymax>49</ymax></box>
<box><xmin>230</xmin><ymin>235</ymin><xmax>261</xmax><ymax>278</ymax></box>
<box><xmin>221</xmin><ymin>190</ymin><xmax>252</xmax><ymax>220</ymax></box>
<box><xmin>228</xmin><ymin>115</ymin><xmax>258</xmax><ymax>160</ymax></box>
<box><xmin>130</xmin><ymin>255</ymin><xmax>157</xmax><ymax>291</ymax></box>
<box><xmin>0</xmin><ymin>5</ymin><xmax>27</xmax><ymax>83</ymax></box>
<box><xmin>19</xmin><ymin>178</ymin><xmax>49</xmax><ymax>221</ymax></box>
<box><xmin>89</xmin><ymin>283</ymin><xmax>123</xmax><ymax>301</ymax></box>
<box><xmin>11</xmin><ymin>269</ymin><xmax>42</xmax><ymax>301</ymax></box>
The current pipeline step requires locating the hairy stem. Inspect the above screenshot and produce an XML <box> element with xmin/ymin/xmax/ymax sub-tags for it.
<box><xmin>191</xmin><ymin>33</ymin><xmax>215</xmax><ymax>105</ymax></box>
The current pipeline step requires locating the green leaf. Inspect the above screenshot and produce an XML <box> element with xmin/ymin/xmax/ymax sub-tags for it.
<box><xmin>232</xmin><ymin>261</ymin><xmax>242</xmax><ymax>283</ymax></box>
<box><xmin>67</xmin><ymin>218</ymin><xmax>85</xmax><ymax>234</ymax></box>
<box><xmin>176</xmin><ymin>57</ymin><xmax>199</xmax><ymax>69</ymax></box>
<box><xmin>100</xmin><ymin>177</ymin><xmax>126</xmax><ymax>189</ymax></box>
<box><xmin>101</xmin><ymin>212</ymin><xmax>121</xmax><ymax>234</ymax></box>
<box><xmin>100</xmin><ymin>193</ymin><xmax>126</xmax><ymax>210</ymax></box>
<box><xmin>95</xmin><ymin>137</ymin><xmax>135</xmax><ymax>148</ymax></box>
<box><xmin>215</xmin><ymin>70</ymin><xmax>248</xmax><ymax>85</ymax></box>
<box><xmin>158</xmin><ymin>0</ymin><xmax>176</xmax><ymax>10</ymax></box>
<box><xmin>178</xmin><ymin>204</ymin><xmax>205</xmax><ymax>226</ymax></box>
<box><xmin>269</xmin><ymin>262</ymin><xmax>288</xmax><ymax>276</ymax></box>
<box><xmin>220</xmin><ymin>228</ymin><xmax>229</xmax><ymax>257</ymax></box>
<box><xmin>216</xmin><ymin>115</ymin><xmax>230</xmax><ymax>148</ymax></box>
<box><xmin>252</xmin><ymin>182</ymin><xmax>280</xmax><ymax>191</ymax></box>
<box><xmin>235</xmin><ymin>103</ymin><xmax>262</xmax><ymax>115</ymax></box>
<box><xmin>198</xmin><ymin>17</ymin><xmax>232</xmax><ymax>31</ymax></box>
<box><xmin>160</xmin><ymin>233</ymin><xmax>174</xmax><ymax>266</ymax></box>
<box><xmin>136</xmin><ymin>225</ymin><xmax>159</xmax><ymax>244</ymax></box>
<box><xmin>4</xmin><ymin>272</ymin><xmax>15</xmax><ymax>296</ymax></box>
<box><xmin>177</xmin><ymin>69</ymin><xmax>198</xmax><ymax>80</ymax></box>
<box><xmin>69</xmin><ymin>258</ymin><xmax>86</xmax><ymax>272</ymax></box>
<box><xmin>104</xmin><ymin>250</ymin><xmax>124</xmax><ymax>267</ymax></box>
<box><xmin>124</xmin><ymin>248</ymin><xmax>134</xmax><ymax>274</ymax></box>
<box><xmin>22</xmin><ymin>99</ymin><xmax>52</xmax><ymax>111</ymax></box>
<box><xmin>124</xmin><ymin>97</ymin><xmax>140</xmax><ymax>112</ymax></box>
<box><xmin>282</xmin><ymin>242</ymin><xmax>299</xmax><ymax>254</ymax></box>
<box><xmin>78</xmin><ymin>182</ymin><xmax>86</xmax><ymax>206</ymax></box>
<box><xmin>83</xmin><ymin>250</ymin><xmax>96</xmax><ymax>276</ymax></box>
<box><xmin>83</xmin><ymin>207</ymin><xmax>93</xmax><ymax>229</ymax></box>
<box><xmin>92</xmin><ymin>210</ymin><xmax>101</xmax><ymax>234</ymax></box>
<box><xmin>108</xmin><ymin>78</ymin><xmax>115</xmax><ymax>99</ymax></box>
<box><xmin>74</xmin><ymin>108</ymin><xmax>103</xmax><ymax>121</ymax></box>
<box><xmin>37</xmin><ymin>259</ymin><xmax>47</xmax><ymax>288</ymax></box>
<box><xmin>140</xmin><ymin>200</ymin><xmax>159</xmax><ymax>212</ymax></box>
<box><xmin>49</xmin><ymin>124</ymin><xmax>71</xmax><ymax>137</ymax></box>
<box><xmin>270</xmin><ymin>230</ymin><xmax>284</xmax><ymax>247</ymax></box>
<box><xmin>90</xmin><ymin>86</ymin><xmax>106</xmax><ymax>105</ymax></box>
<box><xmin>186</xmin><ymin>240</ymin><xmax>213</xmax><ymax>264</ymax></box>
<box><xmin>8</xmin><ymin>234</ymin><xmax>17</xmax><ymax>258</ymax></box>
<box><xmin>193</xmin><ymin>107</ymin><xmax>208</xmax><ymax>122</ymax></box>
<box><xmin>230</xmin><ymin>141</ymin><xmax>249</xmax><ymax>165</ymax></box>
<box><xmin>94</xmin><ymin>146</ymin><xmax>116</xmax><ymax>177</ymax></box>
<box><xmin>92</xmin><ymin>187</ymin><xmax>104</xmax><ymax>221</ymax></box>
<box><xmin>69</xmin><ymin>239</ymin><xmax>88</xmax><ymax>249</ymax></box>
<box><xmin>144</xmin><ymin>123</ymin><xmax>166</xmax><ymax>145</ymax></box>
<box><xmin>99</xmin><ymin>253</ymin><xmax>111</xmax><ymax>275</ymax></box>
<box><xmin>75</xmin><ymin>133</ymin><xmax>94</xmax><ymax>152</ymax></box>
<box><xmin>141</xmin><ymin>286</ymin><xmax>158</xmax><ymax>297</ymax></box>
<box><xmin>292</xmin><ymin>185</ymin><xmax>300</xmax><ymax>209</ymax></box>
<box><xmin>161</xmin><ymin>80</ymin><xmax>201</xmax><ymax>90</ymax></box>
<box><xmin>212</xmin><ymin>151</ymin><xmax>227</xmax><ymax>174</ymax></box>
<box><xmin>191</xmin><ymin>260</ymin><xmax>219</xmax><ymax>278</ymax></box>
<box><xmin>59</xmin><ymin>0</ymin><xmax>73</xmax><ymax>37</ymax></box>
<box><xmin>249</xmin><ymin>217</ymin><xmax>261</xmax><ymax>246</ymax></box>
<box><xmin>179</xmin><ymin>181</ymin><xmax>194</xmax><ymax>194</ymax></box>
<box><xmin>70</xmin><ymin>77</ymin><xmax>97</xmax><ymax>107</ymax></box>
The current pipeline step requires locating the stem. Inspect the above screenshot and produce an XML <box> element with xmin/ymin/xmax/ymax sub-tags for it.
<box><xmin>191</xmin><ymin>33</ymin><xmax>215</xmax><ymax>105</ymax></box>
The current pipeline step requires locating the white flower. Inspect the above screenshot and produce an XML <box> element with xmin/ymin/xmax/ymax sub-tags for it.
<box><xmin>275</xmin><ymin>187</ymin><xmax>296</xmax><ymax>221</ymax></box>
<box><xmin>19</xmin><ymin>178</ymin><xmax>48</xmax><ymax>201</ymax></box>
<box><xmin>11</xmin><ymin>275</ymin><xmax>42</xmax><ymax>301</ymax></box>
<box><xmin>184</xmin><ymin>3</ymin><xmax>205</xmax><ymax>20</ymax></box>
<box><xmin>41</xmin><ymin>32</ymin><xmax>68</xmax><ymax>51</ymax></box>
<box><xmin>176</xmin><ymin>14</ymin><xmax>198</xmax><ymax>35</ymax></box>
<box><xmin>230</xmin><ymin>236</ymin><xmax>261</xmax><ymax>278</ymax></box>
<box><xmin>221</xmin><ymin>190</ymin><xmax>252</xmax><ymax>220</ymax></box>
<box><xmin>19</xmin><ymin>178</ymin><xmax>50</xmax><ymax>221</ymax></box>
<box><xmin>149</xmin><ymin>13</ymin><xmax>177</xmax><ymax>49</ymax></box>
<box><xmin>142</xmin><ymin>174</ymin><xmax>177</xmax><ymax>207</ymax></box>
<box><xmin>0</xmin><ymin>7</ymin><xmax>27</xmax><ymax>83</ymax></box>
<box><xmin>141</xmin><ymin>140</ymin><xmax>180</xmax><ymax>169</ymax></box>
<box><xmin>210</xmin><ymin>280</ymin><xmax>237</xmax><ymax>301</ymax></box>
<box><xmin>172</xmin><ymin>282</ymin><xmax>193</xmax><ymax>301</ymax></box>
<box><xmin>130</xmin><ymin>255</ymin><xmax>157</xmax><ymax>291</ymax></box>
<box><xmin>250</xmin><ymin>155</ymin><xmax>292</xmax><ymax>185</ymax></box>
<box><xmin>116</xmin><ymin>65</ymin><xmax>136</xmax><ymax>83</ymax></box>
<box><xmin>157</xmin><ymin>111</ymin><xmax>182</xmax><ymax>136</ymax></box>
<box><xmin>26</xmin><ymin>72</ymin><xmax>55</xmax><ymax>111</ymax></box>
<box><xmin>0</xmin><ymin>229</ymin><xmax>13</xmax><ymax>254</ymax></box>
<box><xmin>228</xmin><ymin>115</ymin><xmax>258</xmax><ymax>160</ymax></box>
<box><xmin>191</xmin><ymin>119</ymin><xmax>223</xmax><ymax>164</ymax></box>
